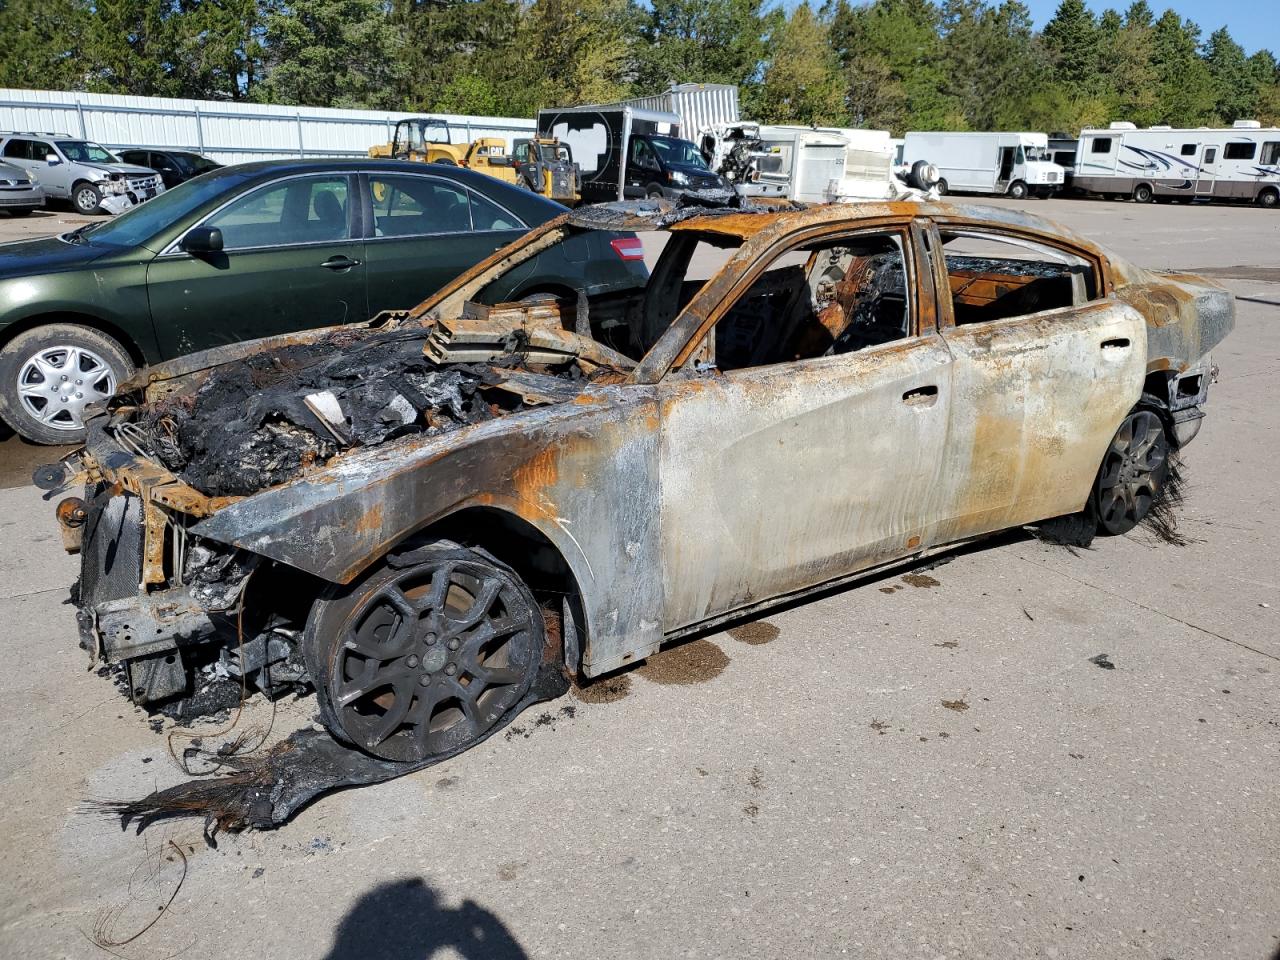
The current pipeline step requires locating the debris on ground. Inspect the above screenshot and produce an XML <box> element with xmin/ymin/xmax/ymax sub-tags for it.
<box><xmin>1089</xmin><ymin>653</ymin><xmax>1116</xmax><ymax>670</ymax></box>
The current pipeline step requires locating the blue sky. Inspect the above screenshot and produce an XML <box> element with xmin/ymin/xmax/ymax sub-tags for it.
<box><xmin>1020</xmin><ymin>0</ymin><xmax>1275</xmax><ymax>55</ymax></box>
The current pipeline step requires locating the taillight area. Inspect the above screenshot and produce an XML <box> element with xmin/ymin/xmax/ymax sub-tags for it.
<box><xmin>609</xmin><ymin>237</ymin><xmax>646</xmax><ymax>261</ymax></box>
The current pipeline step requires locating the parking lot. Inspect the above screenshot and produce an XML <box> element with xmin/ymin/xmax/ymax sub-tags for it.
<box><xmin>0</xmin><ymin>198</ymin><xmax>1277</xmax><ymax>959</ymax></box>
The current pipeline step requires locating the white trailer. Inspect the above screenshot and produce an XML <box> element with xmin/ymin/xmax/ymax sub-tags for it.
<box><xmin>1073</xmin><ymin>121</ymin><xmax>1280</xmax><ymax>207</ymax></box>
<box><xmin>621</xmin><ymin>84</ymin><xmax>740</xmax><ymax>143</ymax></box>
<box><xmin>902</xmin><ymin>131</ymin><xmax>1065</xmax><ymax>198</ymax></box>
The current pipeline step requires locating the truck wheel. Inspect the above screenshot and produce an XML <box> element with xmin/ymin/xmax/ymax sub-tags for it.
<box><xmin>1133</xmin><ymin>183</ymin><xmax>1154</xmax><ymax>203</ymax></box>
<box><xmin>1259</xmin><ymin>188</ymin><xmax>1279</xmax><ymax>209</ymax></box>
<box><xmin>1007</xmin><ymin>180</ymin><xmax>1028</xmax><ymax>200</ymax></box>
<box><xmin>432</xmin><ymin>158</ymin><xmax>457</xmax><ymax>166</ymax></box>
<box><xmin>646</xmin><ymin>185</ymin><xmax>664</xmax><ymax>200</ymax></box>
<box><xmin>72</xmin><ymin>181</ymin><xmax>104</xmax><ymax>215</ymax></box>
<box><xmin>935</xmin><ymin>179</ymin><xmax>948</xmax><ymax>196</ymax></box>
<box><xmin>0</xmin><ymin>323</ymin><xmax>135</xmax><ymax>444</ymax></box>
<box><xmin>305</xmin><ymin>540</ymin><xmax>545</xmax><ymax>762</ymax></box>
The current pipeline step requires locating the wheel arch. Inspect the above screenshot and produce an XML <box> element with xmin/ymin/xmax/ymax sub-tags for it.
<box><xmin>395</xmin><ymin>504</ymin><xmax>589</xmax><ymax>676</ymax></box>
<box><xmin>0</xmin><ymin>311</ymin><xmax>149</xmax><ymax>368</ymax></box>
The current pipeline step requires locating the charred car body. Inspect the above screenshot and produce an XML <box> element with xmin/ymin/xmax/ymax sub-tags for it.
<box><xmin>44</xmin><ymin>199</ymin><xmax>1231</xmax><ymax>780</ymax></box>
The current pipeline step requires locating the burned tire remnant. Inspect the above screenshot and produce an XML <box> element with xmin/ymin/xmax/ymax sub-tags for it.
<box><xmin>306</xmin><ymin>541</ymin><xmax>545</xmax><ymax>762</ymax></box>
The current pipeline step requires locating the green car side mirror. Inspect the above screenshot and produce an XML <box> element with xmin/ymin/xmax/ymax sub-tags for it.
<box><xmin>181</xmin><ymin>226</ymin><xmax>224</xmax><ymax>255</ymax></box>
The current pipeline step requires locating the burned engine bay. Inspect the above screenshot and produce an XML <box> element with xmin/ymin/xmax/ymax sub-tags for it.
<box><xmin>38</xmin><ymin>292</ymin><xmax>642</xmax><ymax>831</ymax></box>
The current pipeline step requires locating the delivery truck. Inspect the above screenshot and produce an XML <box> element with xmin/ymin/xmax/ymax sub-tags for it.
<box><xmin>902</xmin><ymin>131</ymin><xmax>1065</xmax><ymax>198</ymax></box>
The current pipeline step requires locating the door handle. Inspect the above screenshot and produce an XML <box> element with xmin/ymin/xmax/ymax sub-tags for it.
<box><xmin>902</xmin><ymin>385</ymin><xmax>939</xmax><ymax>405</ymax></box>
<box><xmin>1101</xmin><ymin>337</ymin><xmax>1130</xmax><ymax>350</ymax></box>
<box><xmin>320</xmin><ymin>256</ymin><xmax>361</xmax><ymax>270</ymax></box>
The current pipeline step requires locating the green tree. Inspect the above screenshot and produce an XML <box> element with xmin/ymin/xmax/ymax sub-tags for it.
<box><xmin>1040</xmin><ymin>0</ymin><xmax>1097</xmax><ymax>95</ymax></box>
<box><xmin>170</xmin><ymin>0</ymin><xmax>266</xmax><ymax>99</ymax></box>
<box><xmin>754</xmin><ymin>2</ymin><xmax>844</xmax><ymax>124</ymax></box>
<box><xmin>941</xmin><ymin>0</ymin><xmax>1046</xmax><ymax>129</ymax></box>
<box><xmin>507</xmin><ymin>0</ymin><xmax>635</xmax><ymax>113</ymax></box>
<box><xmin>634</xmin><ymin>0</ymin><xmax>780</xmax><ymax>98</ymax></box>
<box><xmin>830</xmin><ymin>0</ymin><xmax>962</xmax><ymax>132</ymax></box>
<box><xmin>1095</xmin><ymin>5</ymin><xmax>1158</xmax><ymax>124</ymax></box>
<box><xmin>0</xmin><ymin>0</ymin><xmax>90</xmax><ymax>91</ymax></box>
<box><xmin>1150</xmin><ymin>11</ymin><xmax>1216</xmax><ymax>124</ymax></box>
<box><xmin>1204</xmin><ymin>27</ymin><xmax>1254</xmax><ymax>122</ymax></box>
<box><xmin>255</xmin><ymin>0</ymin><xmax>404</xmax><ymax>108</ymax></box>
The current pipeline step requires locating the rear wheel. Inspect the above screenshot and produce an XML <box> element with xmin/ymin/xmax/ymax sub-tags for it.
<box><xmin>0</xmin><ymin>323</ymin><xmax>134</xmax><ymax>444</ymax></box>
<box><xmin>305</xmin><ymin>541</ymin><xmax>544</xmax><ymax>762</ymax></box>
<box><xmin>1092</xmin><ymin>409</ymin><xmax>1170</xmax><ymax>535</ymax></box>
<box><xmin>935</xmin><ymin>179</ymin><xmax>948</xmax><ymax>196</ymax></box>
<box><xmin>1133</xmin><ymin>183</ymin><xmax>1154</xmax><ymax>203</ymax></box>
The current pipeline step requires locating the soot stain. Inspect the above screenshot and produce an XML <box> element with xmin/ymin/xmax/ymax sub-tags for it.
<box><xmin>636</xmin><ymin>639</ymin><xmax>729</xmax><ymax>686</ymax></box>
<box><xmin>902</xmin><ymin>573</ymin><xmax>941</xmax><ymax>589</ymax></box>
<box><xmin>727</xmin><ymin>621</ymin><xmax>781</xmax><ymax>646</ymax></box>
<box><xmin>571</xmin><ymin>673</ymin><xmax>633</xmax><ymax>704</ymax></box>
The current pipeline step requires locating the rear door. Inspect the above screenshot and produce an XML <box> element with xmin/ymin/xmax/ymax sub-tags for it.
<box><xmin>145</xmin><ymin>173</ymin><xmax>366</xmax><ymax>356</ymax></box>
<box><xmin>360</xmin><ymin>171</ymin><xmax>528</xmax><ymax>316</ymax></box>
<box><xmin>924</xmin><ymin>222</ymin><xmax>1147</xmax><ymax>542</ymax></box>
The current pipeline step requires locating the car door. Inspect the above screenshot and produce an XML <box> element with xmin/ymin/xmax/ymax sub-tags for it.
<box><xmin>361</xmin><ymin>171</ymin><xmax>528</xmax><ymax>317</ymax></box>
<box><xmin>145</xmin><ymin>173</ymin><xmax>366</xmax><ymax>356</ymax></box>
<box><xmin>653</xmin><ymin>222</ymin><xmax>955</xmax><ymax>631</ymax></box>
<box><xmin>624</xmin><ymin>137</ymin><xmax>660</xmax><ymax>198</ymax></box>
<box><xmin>923</xmin><ymin>222</ymin><xmax>1147</xmax><ymax>542</ymax></box>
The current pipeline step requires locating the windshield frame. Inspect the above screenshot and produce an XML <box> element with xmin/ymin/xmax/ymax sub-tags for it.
<box><xmin>64</xmin><ymin>167</ymin><xmax>259</xmax><ymax>251</ymax></box>
<box><xmin>56</xmin><ymin>140</ymin><xmax>121</xmax><ymax>164</ymax></box>
<box><xmin>646</xmin><ymin>136</ymin><xmax>711</xmax><ymax>171</ymax></box>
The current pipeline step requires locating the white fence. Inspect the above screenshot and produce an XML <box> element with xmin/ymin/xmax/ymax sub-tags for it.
<box><xmin>0</xmin><ymin>89</ymin><xmax>537</xmax><ymax>166</ymax></box>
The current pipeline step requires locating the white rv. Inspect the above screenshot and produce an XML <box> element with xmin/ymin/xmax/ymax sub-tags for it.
<box><xmin>1073</xmin><ymin>121</ymin><xmax>1280</xmax><ymax>206</ymax></box>
<box><xmin>902</xmin><ymin>131</ymin><xmax>1065</xmax><ymax>198</ymax></box>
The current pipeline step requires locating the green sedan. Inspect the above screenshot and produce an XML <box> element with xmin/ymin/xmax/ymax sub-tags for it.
<box><xmin>0</xmin><ymin>159</ymin><xmax>648</xmax><ymax>443</ymax></box>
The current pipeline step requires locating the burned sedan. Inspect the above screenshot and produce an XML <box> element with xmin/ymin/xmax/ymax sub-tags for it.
<box><xmin>42</xmin><ymin>199</ymin><xmax>1231</xmax><ymax>824</ymax></box>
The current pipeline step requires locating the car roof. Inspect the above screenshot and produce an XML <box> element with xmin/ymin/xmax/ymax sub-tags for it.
<box><xmin>565</xmin><ymin>198</ymin><xmax>1106</xmax><ymax>257</ymax></box>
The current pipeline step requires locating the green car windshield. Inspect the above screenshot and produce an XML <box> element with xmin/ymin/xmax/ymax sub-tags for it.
<box><xmin>71</xmin><ymin>170</ymin><xmax>258</xmax><ymax>251</ymax></box>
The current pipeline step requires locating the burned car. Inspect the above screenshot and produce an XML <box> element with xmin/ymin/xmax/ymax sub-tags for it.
<box><xmin>42</xmin><ymin>199</ymin><xmax>1231</xmax><ymax>823</ymax></box>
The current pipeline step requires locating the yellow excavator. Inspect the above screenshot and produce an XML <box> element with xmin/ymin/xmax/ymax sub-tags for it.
<box><xmin>370</xmin><ymin>118</ymin><xmax>580</xmax><ymax>204</ymax></box>
<box><xmin>370</xmin><ymin>117</ymin><xmax>518</xmax><ymax>181</ymax></box>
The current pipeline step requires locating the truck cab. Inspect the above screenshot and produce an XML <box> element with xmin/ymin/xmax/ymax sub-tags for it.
<box><xmin>623</xmin><ymin>133</ymin><xmax>732</xmax><ymax>199</ymax></box>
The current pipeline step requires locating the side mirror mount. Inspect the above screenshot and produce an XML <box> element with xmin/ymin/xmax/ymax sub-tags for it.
<box><xmin>45</xmin><ymin>153</ymin><xmax>61</xmax><ymax>165</ymax></box>
<box><xmin>181</xmin><ymin>226</ymin><xmax>224</xmax><ymax>255</ymax></box>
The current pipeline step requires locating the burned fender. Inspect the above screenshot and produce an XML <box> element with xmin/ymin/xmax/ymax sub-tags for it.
<box><xmin>192</xmin><ymin>385</ymin><xmax>666</xmax><ymax>677</ymax></box>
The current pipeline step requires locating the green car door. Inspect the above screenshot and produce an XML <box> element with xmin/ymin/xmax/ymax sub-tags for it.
<box><xmin>145</xmin><ymin>173</ymin><xmax>367</xmax><ymax>355</ymax></box>
<box><xmin>362</xmin><ymin>171</ymin><xmax>531</xmax><ymax>317</ymax></box>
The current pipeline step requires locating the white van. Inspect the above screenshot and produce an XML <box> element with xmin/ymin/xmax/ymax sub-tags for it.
<box><xmin>1072</xmin><ymin>121</ymin><xmax>1280</xmax><ymax>207</ymax></box>
<box><xmin>902</xmin><ymin>131</ymin><xmax>1065</xmax><ymax>198</ymax></box>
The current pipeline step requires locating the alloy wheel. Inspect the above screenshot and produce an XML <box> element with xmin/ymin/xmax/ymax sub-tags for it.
<box><xmin>1095</xmin><ymin>410</ymin><xmax>1169</xmax><ymax>535</ymax></box>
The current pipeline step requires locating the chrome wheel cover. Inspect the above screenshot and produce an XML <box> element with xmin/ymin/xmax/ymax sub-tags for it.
<box><xmin>16</xmin><ymin>344</ymin><xmax>117</xmax><ymax>431</ymax></box>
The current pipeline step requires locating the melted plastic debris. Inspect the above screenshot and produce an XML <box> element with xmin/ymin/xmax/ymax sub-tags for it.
<box><xmin>92</xmin><ymin>664</ymin><xmax>570</xmax><ymax>837</ymax></box>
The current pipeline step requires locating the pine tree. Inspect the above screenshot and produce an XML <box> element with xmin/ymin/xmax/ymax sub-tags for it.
<box><xmin>1150</xmin><ymin>11</ymin><xmax>1217</xmax><ymax>125</ymax></box>
<box><xmin>1040</xmin><ymin>0</ymin><xmax>1097</xmax><ymax>94</ymax></box>
<box><xmin>255</xmin><ymin>0</ymin><xmax>404</xmax><ymax>109</ymax></box>
<box><xmin>1204</xmin><ymin>27</ymin><xmax>1255</xmax><ymax>122</ymax></box>
<box><xmin>634</xmin><ymin>0</ymin><xmax>780</xmax><ymax>97</ymax></box>
<box><xmin>0</xmin><ymin>0</ymin><xmax>90</xmax><ymax>91</ymax></box>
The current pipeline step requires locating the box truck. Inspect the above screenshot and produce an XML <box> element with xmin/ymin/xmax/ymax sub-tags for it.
<box><xmin>536</xmin><ymin>104</ymin><xmax>732</xmax><ymax>204</ymax></box>
<box><xmin>902</xmin><ymin>131</ymin><xmax>1065</xmax><ymax>198</ymax></box>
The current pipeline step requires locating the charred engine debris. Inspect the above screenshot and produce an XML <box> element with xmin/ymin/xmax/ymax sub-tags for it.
<box><xmin>124</xmin><ymin>327</ymin><xmax>594</xmax><ymax>498</ymax></box>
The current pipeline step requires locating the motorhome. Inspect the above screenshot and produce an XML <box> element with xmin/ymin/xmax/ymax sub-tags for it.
<box><xmin>902</xmin><ymin>131</ymin><xmax>1065</xmax><ymax>198</ymax></box>
<box><xmin>1072</xmin><ymin>121</ymin><xmax>1280</xmax><ymax>206</ymax></box>
<box><xmin>537</xmin><ymin>104</ymin><xmax>731</xmax><ymax>204</ymax></box>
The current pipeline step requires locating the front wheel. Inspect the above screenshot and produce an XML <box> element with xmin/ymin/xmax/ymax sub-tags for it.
<box><xmin>1007</xmin><ymin>180</ymin><xmax>1028</xmax><ymax>200</ymax></box>
<box><xmin>72</xmin><ymin>181</ymin><xmax>103</xmax><ymax>215</ymax></box>
<box><xmin>1092</xmin><ymin>409</ymin><xmax>1171</xmax><ymax>535</ymax></box>
<box><xmin>1259</xmin><ymin>188</ymin><xmax>1279</xmax><ymax>209</ymax></box>
<box><xmin>305</xmin><ymin>541</ymin><xmax>545</xmax><ymax>762</ymax></box>
<box><xmin>0</xmin><ymin>323</ymin><xmax>135</xmax><ymax>444</ymax></box>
